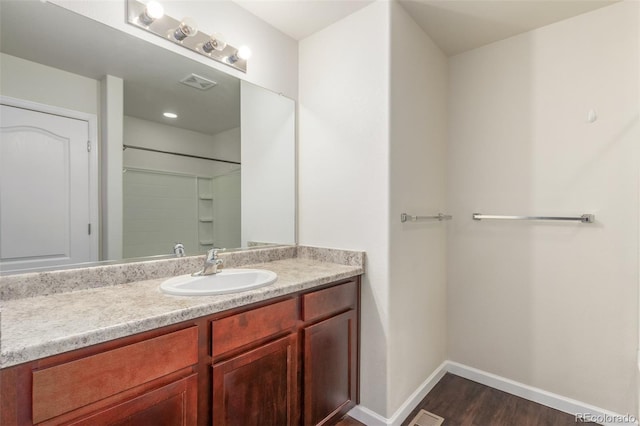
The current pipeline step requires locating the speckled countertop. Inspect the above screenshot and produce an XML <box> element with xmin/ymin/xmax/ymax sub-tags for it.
<box><xmin>0</xmin><ymin>246</ymin><xmax>364</xmax><ymax>369</ymax></box>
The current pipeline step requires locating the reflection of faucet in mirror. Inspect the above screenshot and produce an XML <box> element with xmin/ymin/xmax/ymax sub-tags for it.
<box><xmin>173</xmin><ymin>243</ymin><xmax>186</xmax><ymax>257</ymax></box>
<box><xmin>193</xmin><ymin>248</ymin><xmax>225</xmax><ymax>276</ymax></box>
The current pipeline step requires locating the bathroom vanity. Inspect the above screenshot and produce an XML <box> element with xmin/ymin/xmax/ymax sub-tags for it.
<box><xmin>0</xmin><ymin>246</ymin><xmax>363</xmax><ymax>426</ymax></box>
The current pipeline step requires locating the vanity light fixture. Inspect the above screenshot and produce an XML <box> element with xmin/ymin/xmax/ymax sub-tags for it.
<box><xmin>138</xmin><ymin>0</ymin><xmax>164</xmax><ymax>26</ymax></box>
<box><xmin>163</xmin><ymin>112</ymin><xmax>178</xmax><ymax>118</ymax></box>
<box><xmin>126</xmin><ymin>0</ymin><xmax>250</xmax><ymax>73</ymax></box>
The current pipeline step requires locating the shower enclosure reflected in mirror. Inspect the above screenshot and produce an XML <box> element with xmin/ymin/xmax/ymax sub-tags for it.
<box><xmin>0</xmin><ymin>1</ymin><xmax>295</xmax><ymax>273</ymax></box>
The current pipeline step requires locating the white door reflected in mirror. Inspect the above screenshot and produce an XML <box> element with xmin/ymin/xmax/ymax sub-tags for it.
<box><xmin>0</xmin><ymin>102</ymin><xmax>98</xmax><ymax>272</ymax></box>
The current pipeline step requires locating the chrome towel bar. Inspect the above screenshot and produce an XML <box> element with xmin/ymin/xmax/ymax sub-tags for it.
<box><xmin>401</xmin><ymin>213</ymin><xmax>452</xmax><ymax>223</ymax></box>
<box><xmin>472</xmin><ymin>213</ymin><xmax>595</xmax><ymax>223</ymax></box>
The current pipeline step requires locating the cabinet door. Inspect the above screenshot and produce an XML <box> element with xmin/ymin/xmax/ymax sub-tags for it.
<box><xmin>66</xmin><ymin>373</ymin><xmax>198</xmax><ymax>426</ymax></box>
<box><xmin>303</xmin><ymin>310</ymin><xmax>358</xmax><ymax>426</ymax></box>
<box><xmin>212</xmin><ymin>334</ymin><xmax>298</xmax><ymax>426</ymax></box>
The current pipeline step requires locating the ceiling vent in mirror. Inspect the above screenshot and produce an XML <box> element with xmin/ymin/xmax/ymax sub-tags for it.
<box><xmin>180</xmin><ymin>74</ymin><xmax>218</xmax><ymax>91</ymax></box>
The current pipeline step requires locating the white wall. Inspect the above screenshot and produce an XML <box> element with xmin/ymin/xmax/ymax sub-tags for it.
<box><xmin>388</xmin><ymin>1</ymin><xmax>448</xmax><ymax>414</ymax></box>
<box><xmin>0</xmin><ymin>53</ymin><xmax>98</xmax><ymax>114</ymax></box>
<box><xmin>241</xmin><ymin>81</ymin><xmax>295</xmax><ymax>246</ymax></box>
<box><xmin>101</xmin><ymin>75</ymin><xmax>124</xmax><ymax>261</ymax></box>
<box><xmin>447</xmin><ymin>1</ymin><xmax>639</xmax><ymax>415</ymax></box>
<box><xmin>299</xmin><ymin>1</ymin><xmax>391</xmax><ymax>416</ymax></box>
<box><xmin>211</xmin><ymin>127</ymin><xmax>242</xmax><ymax>163</ymax></box>
<box><xmin>49</xmin><ymin>0</ymin><xmax>298</xmax><ymax>99</ymax></box>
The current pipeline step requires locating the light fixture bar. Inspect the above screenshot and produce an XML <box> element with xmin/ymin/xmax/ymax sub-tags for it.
<box><xmin>126</xmin><ymin>0</ymin><xmax>248</xmax><ymax>73</ymax></box>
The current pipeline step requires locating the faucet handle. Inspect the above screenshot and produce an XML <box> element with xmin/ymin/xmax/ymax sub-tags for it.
<box><xmin>173</xmin><ymin>243</ymin><xmax>185</xmax><ymax>257</ymax></box>
<box><xmin>206</xmin><ymin>247</ymin><xmax>225</xmax><ymax>260</ymax></box>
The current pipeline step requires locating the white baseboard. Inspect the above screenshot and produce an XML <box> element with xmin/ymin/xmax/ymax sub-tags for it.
<box><xmin>348</xmin><ymin>361</ymin><xmax>448</xmax><ymax>426</ymax></box>
<box><xmin>447</xmin><ymin>361</ymin><xmax>638</xmax><ymax>426</ymax></box>
<box><xmin>349</xmin><ymin>360</ymin><xmax>638</xmax><ymax>426</ymax></box>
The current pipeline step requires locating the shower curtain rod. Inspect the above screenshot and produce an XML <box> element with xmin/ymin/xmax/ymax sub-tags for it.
<box><xmin>123</xmin><ymin>144</ymin><xmax>241</xmax><ymax>165</ymax></box>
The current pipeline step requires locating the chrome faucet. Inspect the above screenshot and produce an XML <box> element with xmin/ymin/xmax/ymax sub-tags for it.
<box><xmin>173</xmin><ymin>243</ymin><xmax>186</xmax><ymax>257</ymax></box>
<box><xmin>193</xmin><ymin>248</ymin><xmax>225</xmax><ymax>276</ymax></box>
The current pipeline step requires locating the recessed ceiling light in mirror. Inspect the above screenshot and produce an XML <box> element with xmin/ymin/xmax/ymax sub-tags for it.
<box><xmin>163</xmin><ymin>112</ymin><xmax>178</xmax><ymax>118</ymax></box>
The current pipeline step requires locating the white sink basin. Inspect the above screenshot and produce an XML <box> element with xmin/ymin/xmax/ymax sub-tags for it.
<box><xmin>160</xmin><ymin>269</ymin><xmax>277</xmax><ymax>296</ymax></box>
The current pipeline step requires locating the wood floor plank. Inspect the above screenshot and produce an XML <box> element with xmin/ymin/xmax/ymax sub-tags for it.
<box><xmin>400</xmin><ymin>373</ymin><xmax>600</xmax><ymax>426</ymax></box>
<box><xmin>336</xmin><ymin>373</ymin><xmax>600</xmax><ymax>426</ymax></box>
<box><xmin>335</xmin><ymin>415</ymin><xmax>366</xmax><ymax>426</ymax></box>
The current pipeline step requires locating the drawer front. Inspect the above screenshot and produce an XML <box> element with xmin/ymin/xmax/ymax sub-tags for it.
<box><xmin>212</xmin><ymin>298</ymin><xmax>298</xmax><ymax>358</ymax></box>
<box><xmin>302</xmin><ymin>280</ymin><xmax>357</xmax><ymax>322</ymax></box>
<box><xmin>32</xmin><ymin>326</ymin><xmax>198</xmax><ymax>424</ymax></box>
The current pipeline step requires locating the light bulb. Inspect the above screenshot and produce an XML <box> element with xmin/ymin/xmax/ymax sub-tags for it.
<box><xmin>202</xmin><ymin>32</ymin><xmax>227</xmax><ymax>53</ymax></box>
<box><xmin>163</xmin><ymin>112</ymin><xmax>178</xmax><ymax>118</ymax></box>
<box><xmin>173</xmin><ymin>17</ymin><xmax>198</xmax><ymax>41</ymax></box>
<box><xmin>228</xmin><ymin>45</ymin><xmax>252</xmax><ymax>64</ymax></box>
<box><xmin>237</xmin><ymin>46</ymin><xmax>252</xmax><ymax>60</ymax></box>
<box><xmin>139</xmin><ymin>0</ymin><xmax>164</xmax><ymax>25</ymax></box>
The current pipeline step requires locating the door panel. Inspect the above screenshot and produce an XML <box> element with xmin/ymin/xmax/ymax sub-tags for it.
<box><xmin>0</xmin><ymin>104</ymin><xmax>93</xmax><ymax>271</ymax></box>
<box><xmin>212</xmin><ymin>334</ymin><xmax>298</xmax><ymax>426</ymax></box>
<box><xmin>303</xmin><ymin>310</ymin><xmax>358</xmax><ymax>426</ymax></box>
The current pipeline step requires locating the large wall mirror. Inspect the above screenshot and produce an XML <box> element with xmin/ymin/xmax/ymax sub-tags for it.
<box><xmin>0</xmin><ymin>1</ymin><xmax>296</xmax><ymax>273</ymax></box>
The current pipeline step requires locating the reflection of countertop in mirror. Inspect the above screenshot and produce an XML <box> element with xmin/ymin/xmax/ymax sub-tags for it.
<box><xmin>0</xmin><ymin>246</ymin><xmax>364</xmax><ymax>369</ymax></box>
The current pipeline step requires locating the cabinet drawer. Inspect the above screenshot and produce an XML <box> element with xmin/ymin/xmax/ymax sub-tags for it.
<box><xmin>32</xmin><ymin>326</ymin><xmax>198</xmax><ymax>424</ymax></box>
<box><xmin>302</xmin><ymin>280</ymin><xmax>357</xmax><ymax>322</ymax></box>
<box><xmin>212</xmin><ymin>298</ymin><xmax>298</xmax><ymax>358</ymax></box>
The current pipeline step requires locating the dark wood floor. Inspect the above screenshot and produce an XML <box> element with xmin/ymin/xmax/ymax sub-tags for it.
<box><xmin>336</xmin><ymin>415</ymin><xmax>367</xmax><ymax>426</ymax></box>
<box><xmin>336</xmin><ymin>373</ymin><xmax>599</xmax><ymax>426</ymax></box>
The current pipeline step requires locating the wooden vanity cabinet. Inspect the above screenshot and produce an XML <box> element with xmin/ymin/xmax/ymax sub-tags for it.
<box><xmin>209</xmin><ymin>279</ymin><xmax>359</xmax><ymax>426</ymax></box>
<box><xmin>0</xmin><ymin>276</ymin><xmax>360</xmax><ymax>426</ymax></box>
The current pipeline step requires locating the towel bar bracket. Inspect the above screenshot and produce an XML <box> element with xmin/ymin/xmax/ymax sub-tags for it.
<box><xmin>401</xmin><ymin>213</ymin><xmax>453</xmax><ymax>223</ymax></box>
